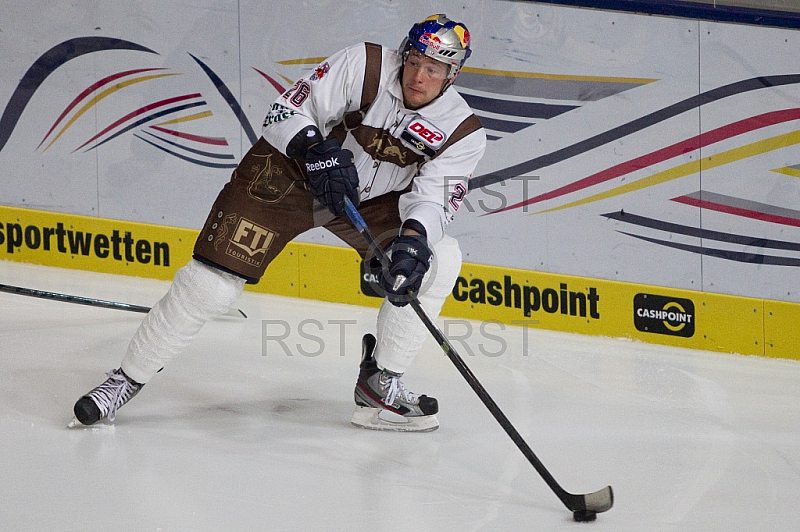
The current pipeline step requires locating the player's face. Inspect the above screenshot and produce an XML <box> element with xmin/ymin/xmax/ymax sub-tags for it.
<box><xmin>401</xmin><ymin>50</ymin><xmax>449</xmax><ymax>109</ymax></box>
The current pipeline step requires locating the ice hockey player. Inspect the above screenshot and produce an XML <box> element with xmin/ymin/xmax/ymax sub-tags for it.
<box><xmin>71</xmin><ymin>14</ymin><xmax>486</xmax><ymax>432</ymax></box>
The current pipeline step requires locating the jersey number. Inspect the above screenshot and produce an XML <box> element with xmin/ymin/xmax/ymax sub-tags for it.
<box><xmin>285</xmin><ymin>81</ymin><xmax>310</xmax><ymax>107</ymax></box>
<box><xmin>448</xmin><ymin>183</ymin><xmax>467</xmax><ymax>211</ymax></box>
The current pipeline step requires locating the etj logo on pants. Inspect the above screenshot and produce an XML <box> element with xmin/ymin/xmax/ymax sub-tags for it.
<box><xmin>226</xmin><ymin>218</ymin><xmax>276</xmax><ymax>268</ymax></box>
<box><xmin>633</xmin><ymin>293</ymin><xmax>695</xmax><ymax>337</ymax></box>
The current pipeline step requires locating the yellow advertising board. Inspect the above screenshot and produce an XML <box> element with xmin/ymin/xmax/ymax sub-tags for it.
<box><xmin>1</xmin><ymin>206</ymin><xmax>796</xmax><ymax>360</ymax></box>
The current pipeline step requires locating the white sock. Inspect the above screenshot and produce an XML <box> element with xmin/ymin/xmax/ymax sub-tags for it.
<box><xmin>121</xmin><ymin>259</ymin><xmax>245</xmax><ymax>383</ymax></box>
<box><xmin>374</xmin><ymin>235</ymin><xmax>462</xmax><ymax>374</ymax></box>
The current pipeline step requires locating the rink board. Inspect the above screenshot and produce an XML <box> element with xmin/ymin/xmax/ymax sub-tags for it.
<box><xmin>0</xmin><ymin>205</ymin><xmax>299</xmax><ymax>296</ymax></box>
<box><xmin>2</xmin><ymin>1</ymin><xmax>800</xmax><ymax>307</ymax></box>
<box><xmin>1</xmin><ymin>205</ymin><xmax>796</xmax><ymax>361</ymax></box>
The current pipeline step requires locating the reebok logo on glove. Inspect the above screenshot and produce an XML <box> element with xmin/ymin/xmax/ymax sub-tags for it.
<box><xmin>305</xmin><ymin>158</ymin><xmax>339</xmax><ymax>173</ymax></box>
<box><xmin>303</xmin><ymin>138</ymin><xmax>360</xmax><ymax>217</ymax></box>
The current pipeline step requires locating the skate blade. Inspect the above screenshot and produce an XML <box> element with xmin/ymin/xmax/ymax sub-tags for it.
<box><xmin>67</xmin><ymin>417</ymin><xmax>115</xmax><ymax>431</ymax></box>
<box><xmin>350</xmin><ymin>406</ymin><xmax>439</xmax><ymax>433</ymax></box>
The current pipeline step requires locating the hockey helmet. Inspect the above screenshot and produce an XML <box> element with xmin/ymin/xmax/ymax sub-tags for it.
<box><xmin>400</xmin><ymin>14</ymin><xmax>471</xmax><ymax>86</ymax></box>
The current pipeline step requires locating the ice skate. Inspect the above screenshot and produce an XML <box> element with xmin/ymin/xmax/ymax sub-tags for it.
<box><xmin>351</xmin><ymin>334</ymin><xmax>439</xmax><ymax>432</ymax></box>
<box><xmin>69</xmin><ymin>368</ymin><xmax>143</xmax><ymax>428</ymax></box>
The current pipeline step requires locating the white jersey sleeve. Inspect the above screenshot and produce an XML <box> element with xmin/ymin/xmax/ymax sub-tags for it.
<box><xmin>260</xmin><ymin>45</ymin><xmax>366</xmax><ymax>153</ymax></box>
<box><xmin>399</xmin><ymin>126</ymin><xmax>485</xmax><ymax>244</ymax></box>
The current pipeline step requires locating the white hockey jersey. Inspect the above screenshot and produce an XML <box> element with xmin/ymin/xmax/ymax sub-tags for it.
<box><xmin>261</xmin><ymin>42</ymin><xmax>486</xmax><ymax>244</ymax></box>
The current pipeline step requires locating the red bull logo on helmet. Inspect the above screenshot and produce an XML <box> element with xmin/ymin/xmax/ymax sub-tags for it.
<box><xmin>420</xmin><ymin>33</ymin><xmax>442</xmax><ymax>50</ymax></box>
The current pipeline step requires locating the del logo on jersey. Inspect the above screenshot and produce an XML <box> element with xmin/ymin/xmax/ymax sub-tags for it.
<box><xmin>401</xmin><ymin>117</ymin><xmax>447</xmax><ymax>157</ymax></box>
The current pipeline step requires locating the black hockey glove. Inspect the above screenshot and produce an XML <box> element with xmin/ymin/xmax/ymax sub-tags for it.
<box><xmin>381</xmin><ymin>234</ymin><xmax>432</xmax><ymax>307</ymax></box>
<box><xmin>303</xmin><ymin>139</ymin><xmax>360</xmax><ymax>217</ymax></box>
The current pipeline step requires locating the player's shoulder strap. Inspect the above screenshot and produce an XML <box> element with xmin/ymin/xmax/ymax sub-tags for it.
<box><xmin>361</xmin><ymin>42</ymin><xmax>382</xmax><ymax>109</ymax></box>
<box><xmin>339</xmin><ymin>42</ymin><xmax>383</xmax><ymax>131</ymax></box>
<box><xmin>333</xmin><ymin>42</ymin><xmax>481</xmax><ymax>160</ymax></box>
<box><xmin>353</xmin><ymin>42</ymin><xmax>483</xmax><ymax>154</ymax></box>
<box><xmin>432</xmin><ymin>113</ymin><xmax>483</xmax><ymax>160</ymax></box>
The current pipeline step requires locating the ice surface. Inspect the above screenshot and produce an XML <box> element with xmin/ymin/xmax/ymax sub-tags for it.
<box><xmin>1</xmin><ymin>261</ymin><xmax>798</xmax><ymax>531</ymax></box>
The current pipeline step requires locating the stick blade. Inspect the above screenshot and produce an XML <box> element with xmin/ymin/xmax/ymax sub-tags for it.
<box><xmin>223</xmin><ymin>307</ymin><xmax>247</xmax><ymax>318</ymax></box>
<box><xmin>582</xmin><ymin>485</ymin><xmax>614</xmax><ymax>513</ymax></box>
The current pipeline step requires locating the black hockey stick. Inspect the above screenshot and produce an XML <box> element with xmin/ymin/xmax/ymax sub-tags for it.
<box><xmin>0</xmin><ymin>283</ymin><xmax>247</xmax><ymax>318</ymax></box>
<box><xmin>343</xmin><ymin>197</ymin><xmax>613</xmax><ymax>521</ymax></box>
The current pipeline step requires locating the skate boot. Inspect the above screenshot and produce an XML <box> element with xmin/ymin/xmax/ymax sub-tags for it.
<box><xmin>351</xmin><ymin>334</ymin><xmax>439</xmax><ymax>432</ymax></box>
<box><xmin>69</xmin><ymin>368</ymin><xmax>143</xmax><ymax>427</ymax></box>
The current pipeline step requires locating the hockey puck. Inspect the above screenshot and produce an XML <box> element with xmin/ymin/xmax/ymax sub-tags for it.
<box><xmin>573</xmin><ymin>510</ymin><xmax>597</xmax><ymax>522</ymax></box>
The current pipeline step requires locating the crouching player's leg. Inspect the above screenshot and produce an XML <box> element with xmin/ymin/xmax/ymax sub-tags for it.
<box><xmin>71</xmin><ymin>259</ymin><xmax>246</xmax><ymax>427</ymax></box>
<box><xmin>71</xmin><ymin>138</ymin><xmax>311</xmax><ymax>427</ymax></box>
<box><xmin>352</xmin><ymin>235</ymin><xmax>462</xmax><ymax>432</ymax></box>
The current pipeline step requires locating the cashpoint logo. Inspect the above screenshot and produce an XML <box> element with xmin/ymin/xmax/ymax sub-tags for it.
<box><xmin>360</xmin><ymin>258</ymin><xmax>384</xmax><ymax>298</ymax></box>
<box><xmin>453</xmin><ymin>275</ymin><xmax>600</xmax><ymax>320</ymax></box>
<box><xmin>633</xmin><ymin>293</ymin><xmax>695</xmax><ymax>337</ymax></box>
<box><xmin>362</xmin><ymin>264</ymin><xmax>602</xmax><ymax>321</ymax></box>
